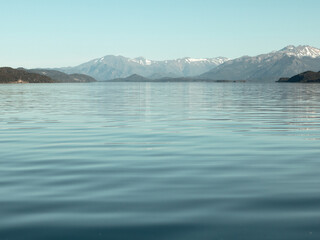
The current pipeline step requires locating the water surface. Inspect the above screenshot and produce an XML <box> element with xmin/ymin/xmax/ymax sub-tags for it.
<box><xmin>1</xmin><ymin>82</ymin><xmax>320</xmax><ymax>239</ymax></box>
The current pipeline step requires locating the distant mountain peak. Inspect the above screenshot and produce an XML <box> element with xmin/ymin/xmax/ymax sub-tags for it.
<box><xmin>279</xmin><ymin>45</ymin><xmax>320</xmax><ymax>58</ymax></box>
<box><xmin>280</xmin><ymin>45</ymin><xmax>296</xmax><ymax>51</ymax></box>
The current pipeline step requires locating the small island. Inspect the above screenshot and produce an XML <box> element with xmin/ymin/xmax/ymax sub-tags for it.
<box><xmin>277</xmin><ymin>71</ymin><xmax>320</xmax><ymax>83</ymax></box>
<box><xmin>0</xmin><ymin>67</ymin><xmax>96</xmax><ymax>84</ymax></box>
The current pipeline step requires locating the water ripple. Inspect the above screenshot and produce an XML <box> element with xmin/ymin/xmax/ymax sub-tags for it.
<box><xmin>1</xmin><ymin>82</ymin><xmax>320</xmax><ymax>240</ymax></box>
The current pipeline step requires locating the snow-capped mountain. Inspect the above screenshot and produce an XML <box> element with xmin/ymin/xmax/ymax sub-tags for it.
<box><xmin>279</xmin><ymin>45</ymin><xmax>320</xmax><ymax>58</ymax></box>
<box><xmin>201</xmin><ymin>45</ymin><xmax>320</xmax><ymax>82</ymax></box>
<box><xmin>60</xmin><ymin>55</ymin><xmax>230</xmax><ymax>80</ymax></box>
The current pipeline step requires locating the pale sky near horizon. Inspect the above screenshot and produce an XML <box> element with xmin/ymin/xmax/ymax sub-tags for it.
<box><xmin>1</xmin><ymin>0</ymin><xmax>320</xmax><ymax>68</ymax></box>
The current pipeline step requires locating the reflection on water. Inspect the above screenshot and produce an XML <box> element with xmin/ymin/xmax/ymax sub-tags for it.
<box><xmin>1</xmin><ymin>82</ymin><xmax>320</xmax><ymax>240</ymax></box>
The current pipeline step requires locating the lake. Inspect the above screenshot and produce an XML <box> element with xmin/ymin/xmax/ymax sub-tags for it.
<box><xmin>1</xmin><ymin>82</ymin><xmax>320</xmax><ymax>240</ymax></box>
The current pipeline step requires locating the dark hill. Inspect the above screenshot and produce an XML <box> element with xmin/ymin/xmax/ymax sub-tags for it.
<box><xmin>110</xmin><ymin>74</ymin><xmax>151</xmax><ymax>82</ymax></box>
<box><xmin>277</xmin><ymin>71</ymin><xmax>320</xmax><ymax>83</ymax></box>
<box><xmin>0</xmin><ymin>67</ymin><xmax>54</xmax><ymax>83</ymax></box>
<box><xmin>68</xmin><ymin>74</ymin><xmax>96</xmax><ymax>82</ymax></box>
<box><xmin>28</xmin><ymin>69</ymin><xmax>96</xmax><ymax>82</ymax></box>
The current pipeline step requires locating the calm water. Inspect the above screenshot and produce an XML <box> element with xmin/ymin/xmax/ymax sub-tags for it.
<box><xmin>1</xmin><ymin>82</ymin><xmax>320</xmax><ymax>240</ymax></box>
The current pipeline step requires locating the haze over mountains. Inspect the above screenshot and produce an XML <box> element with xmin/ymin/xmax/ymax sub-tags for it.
<box><xmin>59</xmin><ymin>45</ymin><xmax>320</xmax><ymax>82</ymax></box>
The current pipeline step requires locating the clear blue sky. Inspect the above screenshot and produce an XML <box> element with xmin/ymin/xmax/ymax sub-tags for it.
<box><xmin>1</xmin><ymin>0</ymin><xmax>320</xmax><ymax>68</ymax></box>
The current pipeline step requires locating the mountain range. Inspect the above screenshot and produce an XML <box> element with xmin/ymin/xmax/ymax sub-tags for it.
<box><xmin>58</xmin><ymin>45</ymin><xmax>320</xmax><ymax>82</ymax></box>
<box><xmin>59</xmin><ymin>56</ymin><xmax>229</xmax><ymax>81</ymax></box>
<box><xmin>200</xmin><ymin>45</ymin><xmax>320</xmax><ymax>82</ymax></box>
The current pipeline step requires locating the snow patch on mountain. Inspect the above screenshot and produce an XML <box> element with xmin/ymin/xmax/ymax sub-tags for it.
<box><xmin>127</xmin><ymin>57</ymin><xmax>230</xmax><ymax>66</ymax></box>
<box><xmin>129</xmin><ymin>57</ymin><xmax>153</xmax><ymax>66</ymax></box>
<box><xmin>182</xmin><ymin>57</ymin><xmax>229</xmax><ymax>64</ymax></box>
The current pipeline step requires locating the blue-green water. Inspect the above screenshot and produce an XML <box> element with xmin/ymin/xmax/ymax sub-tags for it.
<box><xmin>1</xmin><ymin>82</ymin><xmax>320</xmax><ymax>240</ymax></box>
